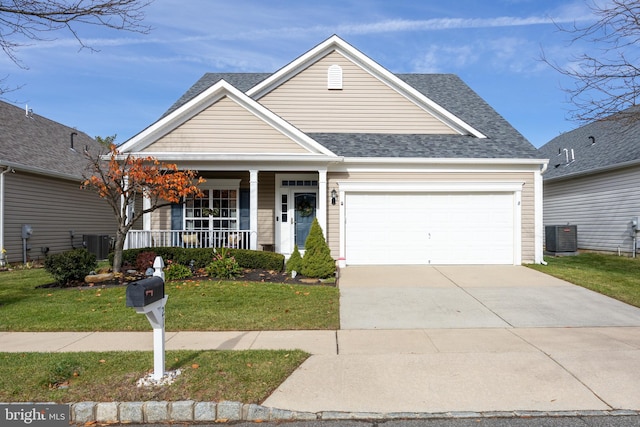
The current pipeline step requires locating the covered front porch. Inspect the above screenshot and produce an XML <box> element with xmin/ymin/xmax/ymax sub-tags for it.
<box><xmin>124</xmin><ymin>170</ymin><xmax>330</xmax><ymax>256</ymax></box>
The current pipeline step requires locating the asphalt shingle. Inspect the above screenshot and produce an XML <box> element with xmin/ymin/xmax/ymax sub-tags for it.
<box><xmin>0</xmin><ymin>100</ymin><xmax>104</xmax><ymax>178</ymax></box>
<box><xmin>537</xmin><ymin>106</ymin><xmax>640</xmax><ymax>180</ymax></box>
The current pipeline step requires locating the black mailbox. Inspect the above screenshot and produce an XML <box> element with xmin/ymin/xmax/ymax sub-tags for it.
<box><xmin>126</xmin><ymin>276</ymin><xmax>164</xmax><ymax>308</ymax></box>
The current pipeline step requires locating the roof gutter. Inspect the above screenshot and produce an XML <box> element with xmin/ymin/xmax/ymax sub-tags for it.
<box><xmin>344</xmin><ymin>157</ymin><xmax>548</xmax><ymax>166</ymax></box>
<box><xmin>544</xmin><ymin>158</ymin><xmax>640</xmax><ymax>183</ymax></box>
<box><xmin>0</xmin><ymin>160</ymin><xmax>83</xmax><ymax>181</ymax></box>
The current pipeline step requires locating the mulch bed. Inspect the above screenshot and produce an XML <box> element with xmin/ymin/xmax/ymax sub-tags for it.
<box><xmin>38</xmin><ymin>268</ymin><xmax>332</xmax><ymax>289</ymax></box>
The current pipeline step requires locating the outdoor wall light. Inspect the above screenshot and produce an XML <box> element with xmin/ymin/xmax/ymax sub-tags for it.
<box><xmin>331</xmin><ymin>189</ymin><xmax>337</xmax><ymax>205</ymax></box>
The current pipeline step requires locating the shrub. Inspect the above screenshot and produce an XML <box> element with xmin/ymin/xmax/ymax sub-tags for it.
<box><xmin>206</xmin><ymin>248</ymin><xmax>241</xmax><ymax>279</ymax></box>
<box><xmin>286</xmin><ymin>245</ymin><xmax>303</xmax><ymax>274</ymax></box>
<box><xmin>165</xmin><ymin>262</ymin><xmax>192</xmax><ymax>281</ymax></box>
<box><xmin>227</xmin><ymin>248</ymin><xmax>285</xmax><ymax>271</ymax></box>
<box><xmin>119</xmin><ymin>247</ymin><xmax>285</xmax><ymax>272</ymax></box>
<box><xmin>44</xmin><ymin>249</ymin><xmax>97</xmax><ymax>286</ymax></box>
<box><xmin>135</xmin><ymin>251</ymin><xmax>156</xmax><ymax>272</ymax></box>
<box><xmin>301</xmin><ymin>219</ymin><xmax>336</xmax><ymax>279</ymax></box>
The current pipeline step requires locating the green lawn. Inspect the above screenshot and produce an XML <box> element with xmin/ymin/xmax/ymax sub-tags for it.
<box><xmin>0</xmin><ymin>268</ymin><xmax>340</xmax><ymax>331</ymax></box>
<box><xmin>527</xmin><ymin>253</ymin><xmax>640</xmax><ymax>308</ymax></box>
<box><xmin>0</xmin><ymin>349</ymin><xmax>308</xmax><ymax>403</ymax></box>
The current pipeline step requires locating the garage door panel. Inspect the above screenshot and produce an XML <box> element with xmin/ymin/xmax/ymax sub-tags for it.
<box><xmin>345</xmin><ymin>193</ymin><xmax>514</xmax><ymax>265</ymax></box>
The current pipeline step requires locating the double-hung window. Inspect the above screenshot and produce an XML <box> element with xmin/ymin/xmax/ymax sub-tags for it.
<box><xmin>184</xmin><ymin>179</ymin><xmax>240</xmax><ymax>232</ymax></box>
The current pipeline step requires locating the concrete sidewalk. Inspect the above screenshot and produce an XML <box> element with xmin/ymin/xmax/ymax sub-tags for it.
<box><xmin>0</xmin><ymin>330</ymin><xmax>337</xmax><ymax>355</ymax></box>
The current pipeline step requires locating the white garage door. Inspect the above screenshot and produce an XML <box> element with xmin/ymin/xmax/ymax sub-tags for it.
<box><xmin>345</xmin><ymin>192</ymin><xmax>515</xmax><ymax>265</ymax></box>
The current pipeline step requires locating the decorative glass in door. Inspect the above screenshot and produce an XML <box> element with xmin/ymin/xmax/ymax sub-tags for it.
<box><xmin>294</xmin><ymin>193</ymin><xmax>316</xmax><ymax>248</ymax></box>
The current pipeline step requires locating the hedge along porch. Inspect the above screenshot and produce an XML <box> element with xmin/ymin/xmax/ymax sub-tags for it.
<box><xmin>120</xmin><ymin>36</ymin><xmax>547</xmax><ymax>266</ymax></box>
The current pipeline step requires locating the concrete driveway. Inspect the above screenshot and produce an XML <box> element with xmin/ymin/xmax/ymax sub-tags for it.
<box><xmin>264</xmin><ymin>265</ymin><xmax>640</xmax><ymax>414</ymax></box>
<box><xmin>339</xmin><ymin>265</ymin><xmax>640</xmax><ymax>329</ymax></box>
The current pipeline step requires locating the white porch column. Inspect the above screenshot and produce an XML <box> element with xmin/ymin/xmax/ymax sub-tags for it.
<box><xmin>249</xmin><ymin>170</ymin><xmax>258</xmax><ymax>250</ymax></box>
<box><xmin>143</xmin><ymin>193</ymin><xmax>151</xmax><ymax>231</ymax></box>
<box><xmin>318</xmin><ymin>169</ymin><xmax>327</xmax><ymax>236</ymax></box>
<box><xmin>143</xmin><ymin>192</ymin><xmax>152</xmax><ymax>247</ymax></box>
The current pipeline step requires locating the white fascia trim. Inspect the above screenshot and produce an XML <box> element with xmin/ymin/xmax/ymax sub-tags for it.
<box><xmin>247</xmin><ymin>35</ymin><xmax>486</xmax><ymax>138</ymax></box>
<box><xmin>119</xmin><ymin>80</ymin><xmax>337</xmax><ymax>157</ymax></box>
<box><xmin>338</xmin><ymin>181</ymin><xmax>524</xmax><ymax>193</ymax></box>
<box><xmin>344</xmin><ymin>157</ymin><xmax>547</xmax><ymax>166</ymax></box>
<box><xmin>334</xmin><ymin>157</ymin><xmax>548</xmax><ymax>173</ymax></box>
<box><xmin>130</xmin><ymin>152</ymin><xmax>342</xmax><ymax>163</ymax></box>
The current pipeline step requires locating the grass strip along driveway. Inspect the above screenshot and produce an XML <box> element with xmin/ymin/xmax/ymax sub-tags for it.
<box><xmin>528</xmin><ymin>252</ymin><xmax>640</xmax><ymax>308</ymax></box>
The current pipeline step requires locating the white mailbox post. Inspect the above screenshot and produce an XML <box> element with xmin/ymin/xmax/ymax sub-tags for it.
<box><xmin>126</xmin><ymin>256</ymin><xmax>168</xmax><ymax>381</ymax></box>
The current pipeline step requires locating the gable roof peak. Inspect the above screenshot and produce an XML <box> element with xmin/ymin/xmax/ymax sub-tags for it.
<box><xmin>247</xmin><ymin>35</ymin><xmax>486</xmax><ymax>138</ymax></box>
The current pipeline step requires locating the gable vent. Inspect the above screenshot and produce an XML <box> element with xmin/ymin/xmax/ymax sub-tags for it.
<box><xmin>327</xmin><ymin>64</ymin><xmax>343</xmax><ymax>90</ymax></box>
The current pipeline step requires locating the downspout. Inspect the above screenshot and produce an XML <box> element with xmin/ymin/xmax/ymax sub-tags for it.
<box><xmin>536</xmin><ymin>162</ymin><xmax>549</xmax><ymax>265</ymax></box>
<box><xmin>0</xmin><ymin>166</ymin><xmax>15</xmax><ymax>266</ymax></box>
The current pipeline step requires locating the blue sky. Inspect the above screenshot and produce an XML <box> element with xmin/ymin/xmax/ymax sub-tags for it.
<box><xmin>1</xmin><ymin>0</ymin><xmax>598</xmax><ymax>148</ymax></box>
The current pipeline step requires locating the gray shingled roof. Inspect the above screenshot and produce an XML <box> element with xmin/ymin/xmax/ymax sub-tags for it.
<box><xmin>537</xmin><ymin>105</ymin><xmax>640</xmax><ymax>180</ymax></box>
<box><xmin>0</xmin><ymin>100</ymin><xmax>103</xmax><ymax>179</ymax></box>
<box><xmin>162</xmin><ymin>73</ymin><xmax>271</xmax><ymax>118</ymax></box>
<box><xmin>158</xmin><ymin>72</ymin><xmax>542</xmax><ymax>159</ymax></box>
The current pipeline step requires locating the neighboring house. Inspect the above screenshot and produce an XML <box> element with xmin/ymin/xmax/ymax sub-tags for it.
<box><xmin>120</xmin><ymin>35</ymin><xmax>548</xmax><ymax>266</ymax></box>
<box><xmin>0</xmin><ymin>101</ymin><xmax>118</xmax><ymax>265</ymax></box>
<box><xmin>538</xmin><ymin>106</ymin><xmax>640</xmax><ymax>255</ymax></box>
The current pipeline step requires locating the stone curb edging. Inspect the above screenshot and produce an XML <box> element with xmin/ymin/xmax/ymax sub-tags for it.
<box><xmin>65</xmin><ymin>401</ymin><xmax>640</xmax><ymax>424</ymax></box>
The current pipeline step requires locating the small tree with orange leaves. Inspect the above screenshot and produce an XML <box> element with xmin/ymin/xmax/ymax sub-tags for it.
<box><xmin>82</xmin><ymin>136</ymin><xmax>205</xmax><ymax>273</ymax></box>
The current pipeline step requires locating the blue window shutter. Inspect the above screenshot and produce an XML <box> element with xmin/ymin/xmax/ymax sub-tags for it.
<box><xmin>240</xmin><ymin>190</ymin><xmax>250</xmax><ymax>230</ymax></box>
<box><xmin>171</xmin><ymin>203</ymin><xmax>183</xmax><ymax>230</ymax></box>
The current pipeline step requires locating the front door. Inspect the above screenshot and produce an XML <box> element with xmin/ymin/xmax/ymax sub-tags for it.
<box><xmin>276</xmin><ymin>175</ymin><xmax>318</xmax><ymax>256</ymax></box>
<box><xmin>294</xmin><ymin>192</ymin><xmax>316</xmax><ymax>248</ymax></box>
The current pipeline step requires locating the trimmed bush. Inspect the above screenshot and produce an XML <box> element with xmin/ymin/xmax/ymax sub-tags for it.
<box><xmin>301</xmin><ymin>219</ymin><xmax>336</xmax><ymax>279</ymax></box>
<box><xmin>227</xmin><ymin>248</ymin><xmax>284</xmax><ymax>271</ymax></box>
<box><xmin>44</xmin><ymin>249</ymin><xmax>97</xmax><ymax>286</ymax></box>
<box><xmin>286</xmin><ymin>245</ymin><xmax>303</xmax><ymax>274</ymax></box>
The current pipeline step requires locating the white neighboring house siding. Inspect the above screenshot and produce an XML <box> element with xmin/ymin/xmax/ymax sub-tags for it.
<box><xmin>3</xmin><ymin>172</ymin><xmax>117</xmax><ymax>264</ymax></box>
<box><xmin>543</xmin><ymin>164</ymin><xmax>640</xmax><ymax>254</ymax></box>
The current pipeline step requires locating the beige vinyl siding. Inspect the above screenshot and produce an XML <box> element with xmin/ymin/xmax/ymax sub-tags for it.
<box><xmin>3</xmin><ymin>172</ymin><xmax>117</xmax><ymax>264</ymax></box>
<box><xmin>327</xmin><ymin>171</ymin><xmax>536</xmax><ymax>263</ymax></box>
<box><xmin>543</xmin><ymin>165</ymin><xmax>640</xmax><ymax>254</ymax></box>
<box><xmin>145</xmin><ymin>96</ymin><xmax>308</xmax><ymax>154</ymax></box>
<box><xmin>259</xmin><ymin>51</ymin><xmax>458</xmax><ymax>134</ymax></box>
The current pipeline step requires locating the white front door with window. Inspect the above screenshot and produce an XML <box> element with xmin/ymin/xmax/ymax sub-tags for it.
<box><xmin>276</xmin><ymin>175</ymin><xmax>318</xmax><ymax>256</ymax></box>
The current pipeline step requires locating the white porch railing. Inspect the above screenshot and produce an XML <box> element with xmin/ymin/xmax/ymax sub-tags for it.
<box><xmin>125</xmin><ymin>230</ymin><xmax>253</xmax><ymax>250</ymax></box>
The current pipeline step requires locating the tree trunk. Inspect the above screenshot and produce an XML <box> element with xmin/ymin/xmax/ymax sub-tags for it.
<box><xmin>112</xmin><ymin>229</ymin><xmax>127</xmax><ymax>274</ymax></box>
